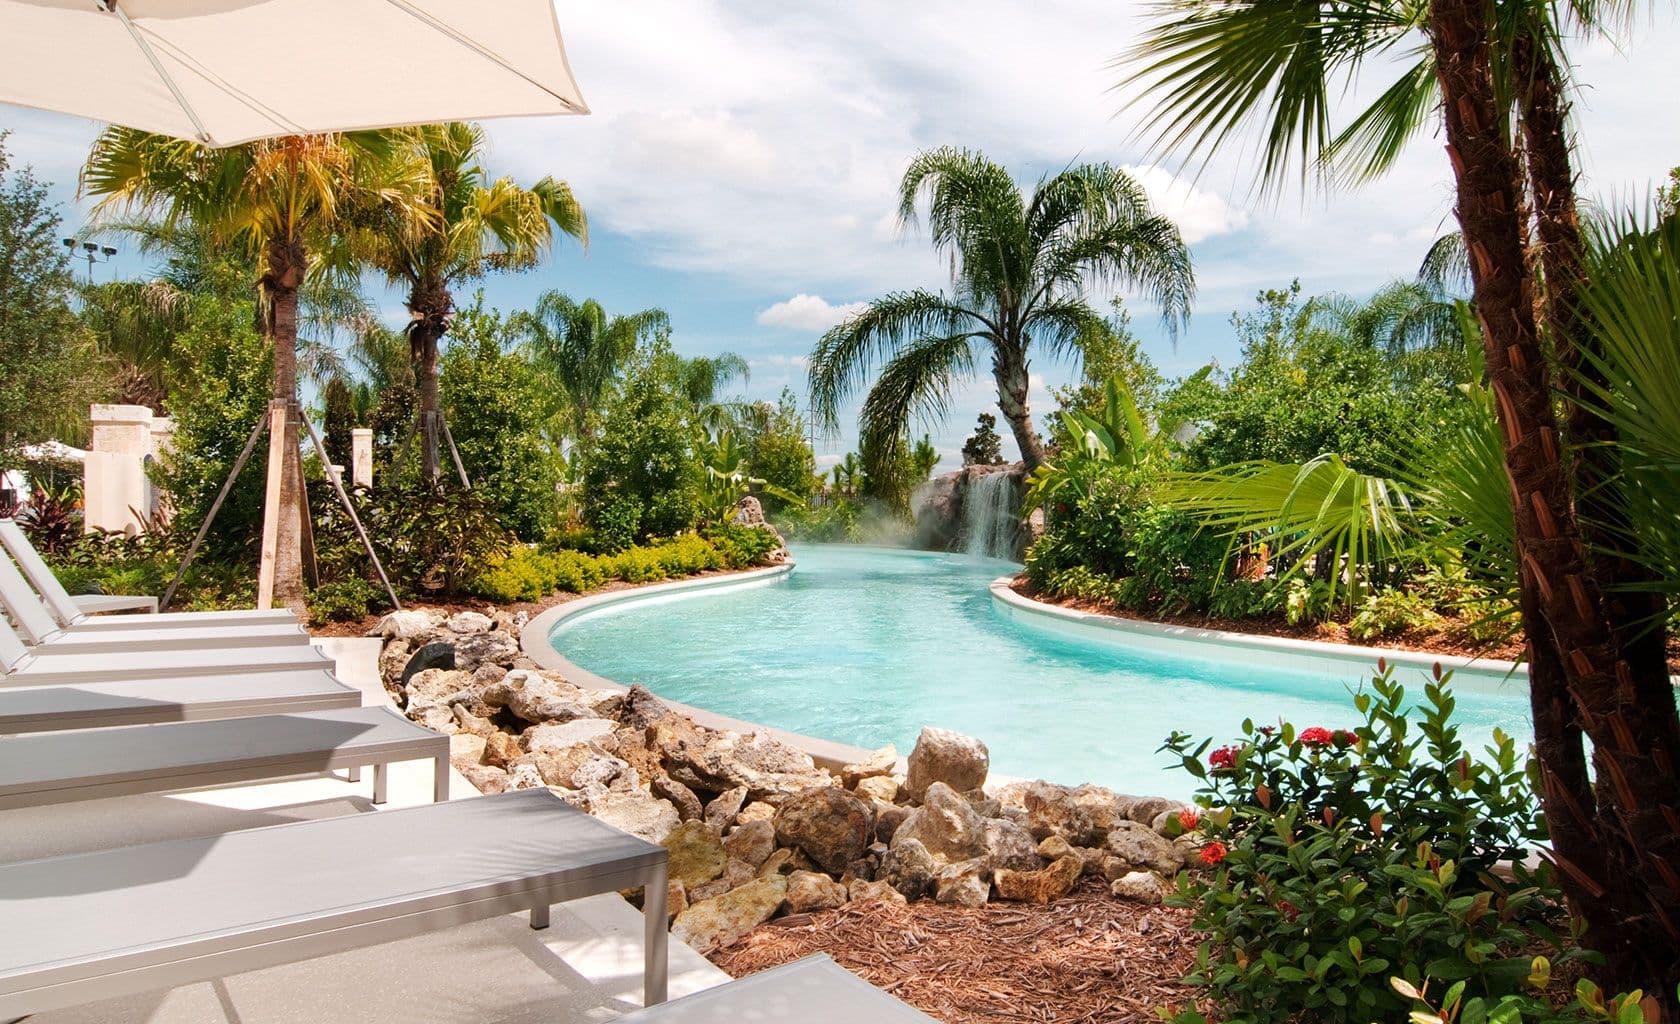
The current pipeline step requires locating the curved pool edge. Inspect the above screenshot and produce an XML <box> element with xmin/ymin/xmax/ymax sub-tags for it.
<box><xmin>521</xmin><ymin>561</ymin><xmax>879</xmax><ymax>773</ymax></box>
<box><xmin>989</xmin><ymin>576</ymin><xmax>1532</xmax><ymax>687</ymax></box>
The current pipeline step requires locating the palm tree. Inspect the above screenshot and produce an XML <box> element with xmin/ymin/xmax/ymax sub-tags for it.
<box><xmin>1117</xmin><ymin>0</ymin><xmax>1680</xmax><ymax>995</ymax></box>
<box><xmin>677</xmin><ymin>352</ymin><xmax>751</xmax><ymax>434</ymax></box>
<box><xmin>809</xmin><ymin>148</ymin><xmax>1195</xmax><ymax>476</ymax></box>
<box><xmin>520</xmin><ymin>291</ymin><xmax>670</xmax><ymax>443</ymax></box>
<box><xmin>359</xmin><ymin>122</ymin><xmax>585</xmax><ymax>481</ymax></box>
<box><xmin>82</xmin><ymin>130</ymin><xmax>430</xmax><ymax>614</ymax></box>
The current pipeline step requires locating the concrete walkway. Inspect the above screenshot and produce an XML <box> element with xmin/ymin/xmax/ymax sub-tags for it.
<box><xmin>0</xmin><ymin>636</ymin><xmax>730</xmax><ymax>1023</ymax></box>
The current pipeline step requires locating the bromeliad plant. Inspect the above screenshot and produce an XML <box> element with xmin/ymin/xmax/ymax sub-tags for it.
<box><xmin>1160</xmin><ymin>663</ymin><xmax>1583</xmax><ymax>1024</ymax></box>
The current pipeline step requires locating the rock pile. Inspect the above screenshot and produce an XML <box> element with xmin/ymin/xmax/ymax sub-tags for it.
<box><xmin>372</xmin><ymin>608</ymin><xmax>1200</xmax><ymax>953</ymax></box>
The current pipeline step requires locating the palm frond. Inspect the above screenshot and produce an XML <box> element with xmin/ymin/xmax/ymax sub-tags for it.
<box><xmin>807</xmin><ymin>290</ymin><xmax>986</xmax><ymax>433</ymax></box>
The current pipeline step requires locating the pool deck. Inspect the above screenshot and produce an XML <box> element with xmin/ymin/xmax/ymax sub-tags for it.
<box><xmin>2</xmin><ymin>635</ymin><xmax>731</xmax><ymax>1023</ymax></box>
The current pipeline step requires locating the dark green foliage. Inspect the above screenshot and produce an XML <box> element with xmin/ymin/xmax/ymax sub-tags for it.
<box><xmin>321</xmin><ymin>375</ymin><xmax>357</xmax><ymax>470</ymax></box>
<box><xmin>467</xmin><ymin>529</ymin><xmax>776</xmax><ymax>604</ymax></box>
<box><xmin>438</xmin><ymin>301</ymin><xmax>564</xmax><ymax>540</ymax></box>
<box><xmin>578</xmin><ymin>342</ymin><xmax>702</xmax><ymax>546</ymax></box>
<box><xmin>962</xmin><ymin>413</ymin><xmax>1005</xmax><ymax>466</ymax></box>
<box><xmin>313</xmin><ymin>481</ymin><xmax>510</xmax><ymax>599</ymax></box>
<box><xmin>1160</xmin><ymin>668</ymin><xmax>1577</xmax><ymax>1024</ymax></box>
<box><xmin>739</xmin><ymin>390</ymin><xmax>818</xmax><ymax>513</ymax></box>
<box><xmin>0</xmin><ymin>133</ymin><xmax>107</xmax><ymax>455</ymax></box>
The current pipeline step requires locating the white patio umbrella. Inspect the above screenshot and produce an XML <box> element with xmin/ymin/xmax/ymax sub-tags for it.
<box><xmin>0</xmin><ymin>0</ymin><xmax>588</xmax><ymax>147</ymax></box>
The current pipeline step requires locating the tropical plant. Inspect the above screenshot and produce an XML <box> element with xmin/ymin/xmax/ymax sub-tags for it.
<box><xmin>737</xmin><ymin>391</ymin><xmax>819</xmax><ymax>513</ymax></box>
<box><xmin>809</xmin><ymin>147</ymin><xmax>1195</xmax><ymax>476</ymax></box>
<box><xmin>82</xmin><ymin>129</ymin><xmax>431</xmax><ymax>613</ymax></box>
<box><xmin>520</xmin><ymin>291</ymin><xmax>670</xmax><ymax>443</ymax></box>
<box><xmin>1118</xmin><ymin>3</ymin><xmax>1680</xmax><ymax>985</ymax></box>
<box><xmin>961</xmin><ymin>413</ymin><xmax>1005</xmax><ymax>466</ymax></box>
<box><xmin>356</xmin><ymin>122</ymin><xmax>585</xmax><ymax>481</ymax></box>
<box><xmin>1025</xmin><ymin>375</ymin><xmax>1156</xmax><ymax>512</ymax></box>
<box><xmin>677</xmin><ymin>352</ymin><xmax>751</xmax><ymax>434</ymax></box>
<box><xmin>830</xmin><ymin>452</ymin><xmax>866</xmax><ymax>498</ymax></box>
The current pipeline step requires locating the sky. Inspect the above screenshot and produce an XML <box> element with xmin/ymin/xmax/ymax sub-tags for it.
<box><xmin>4</xmin><ymin>1</ymin><xmax>1677</xmax><ymax>471</ymax></box>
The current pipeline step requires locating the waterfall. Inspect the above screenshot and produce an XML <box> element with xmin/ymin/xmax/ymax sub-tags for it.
<box><xmin>962</xmin><ymin>471</ymin><xmax>1019</xmax><ymax>560</ymax></box>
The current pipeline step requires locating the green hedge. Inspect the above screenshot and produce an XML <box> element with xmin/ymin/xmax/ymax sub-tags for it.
<box><xmin>466</xmin><ymin>524</ymin><xmax>779</xmax><ymax>603</ymax></box>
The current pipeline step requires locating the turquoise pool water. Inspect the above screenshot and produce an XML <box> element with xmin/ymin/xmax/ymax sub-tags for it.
<box><xmin>551</xmin><ymin>544</ymin><xmax>1533</xmax><ymax>797</ymax></box>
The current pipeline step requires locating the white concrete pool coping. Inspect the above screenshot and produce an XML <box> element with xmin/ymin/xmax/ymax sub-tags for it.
<box><xmin>521</xmin><ymin>561</ymin><xmax>883</xmax><ymax>773</ymax></box>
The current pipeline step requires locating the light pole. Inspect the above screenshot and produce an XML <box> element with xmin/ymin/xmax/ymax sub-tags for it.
<box><xmin>61</xmin><ymin>238</ymin><xmax>117</xmax><ymax>280</ymax></box>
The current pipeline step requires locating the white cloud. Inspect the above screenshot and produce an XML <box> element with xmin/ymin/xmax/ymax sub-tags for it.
<box><xmin>1120</xmin><ymin>164</ymin><xmax>1251</xmax><ymax>244</ymax></box>
<box><xmin>756</xmin><ymin>294</ymin><xmax>868</xmax><ymax>331</ymax></box>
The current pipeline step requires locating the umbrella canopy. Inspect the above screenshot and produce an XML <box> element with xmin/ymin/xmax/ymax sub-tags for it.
<box><xmin>0</xmin><ymin>0</ymin><xmax>588</xmax><ymax>147</ymax></box>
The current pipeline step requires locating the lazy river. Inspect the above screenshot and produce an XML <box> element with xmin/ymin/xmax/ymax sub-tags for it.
<box><xmin>550</xmin><ymin>544</ymin><xmax>1533</xmax><ymax>797</ymax></box>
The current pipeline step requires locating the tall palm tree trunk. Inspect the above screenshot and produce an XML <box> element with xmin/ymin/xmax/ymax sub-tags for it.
<box><xmin>992</xmin><ymin>343</ymin><xmax>1046</xmax><ymax>471</ymax></box>
<box><xmin>407</xmin><ymin>280</ymin><xmax>451</xmax><ymax>482</ymax></box>
<box><xmin>1428</xmin><ymin>0</ymin><xmax>1680</xmax><ymax>1002</ymax></box>
<box><xmin>263</xmin><ymin>238</ymin><xmax>308</xmax><ymax>616</ymax></box>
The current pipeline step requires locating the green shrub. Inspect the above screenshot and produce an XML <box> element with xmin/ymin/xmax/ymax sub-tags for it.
<box><xmin>465</xmin><ymin>530</ymin><xmax>772</xmax><ymax>604</ymax></box>
<box><xmin>777</xmin><ymin>500</ymin><xmax>861</xmax><ymax>543</ymax></box>
<box><xmin>1207</xmin><ymin>579</ymin><xmax>1280</xmax><ymax>619</ymax></box>
<box><xmin>703</xmin><ymin>523</ymin><xmax>779</xmax><ymax>568</ymax></box>
<box><xmin>307</xmin><ymin>577</ymin><xmax>386</xmax><ymax>625</ymax></box>
<box><xmin>1348</xmin><ymin>587</ymin><xmax>1442</xmax><ymax>640</ymax></box>
<box><xmin>1283</xmin><ymin>577</ymin><xmax>1333</xmax><ymax>625</ymax></box>
<box><xmin>1160</xmin><ymin>665</ymin><xmax>1577</xmax><ymax>1024</ymax></box>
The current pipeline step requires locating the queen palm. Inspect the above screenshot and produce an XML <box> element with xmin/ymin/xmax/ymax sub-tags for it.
<box><xmin>82</xmin><ymin>129</ymin><xmax>430</xmax><ymax>614</ymax></box>
<box><xmin>359</xmin><ymin>122</ymin><xmax>585</xmax><ymax>481</ymax></box>
<box><xmin>809</xmin><ymin>148</ymin><xmax>1194</xmax><ymax>475</ymax></box>
<box><xmin>520</xmin><ymin>291</ymin><xmax>670</xmax><ymax>442</ymax></box>
<box><xmin>1118</xmin><ymin>0</ymin><xmax>1680</xmax><ymax>996</ymax></box>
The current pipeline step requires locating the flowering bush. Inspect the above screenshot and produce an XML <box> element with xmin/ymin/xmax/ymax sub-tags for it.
<box><xmin>1159</xmin><ymin>663</ymin><xmax>1584</xmax><ymax>1024</ymax></box>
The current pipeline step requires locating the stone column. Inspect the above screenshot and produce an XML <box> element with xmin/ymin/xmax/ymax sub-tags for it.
<box><xmin>350</xmin><ymin>428</ymin><xmax>374</xmax><ymax>489</ymax></box>
<box><xmin>84</xmin><ymin>404</ymin><xmax>154</xmax><ymax>535</ymax></box>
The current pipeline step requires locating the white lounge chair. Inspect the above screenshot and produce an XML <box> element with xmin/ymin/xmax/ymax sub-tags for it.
<box><xmin>0</xmin><ymin>706</ymin><xmax>448</xmax><ymax>809</ymax></box>
<box><xmin>1</xmin><ymin>615</ymin><xmax>337</xmax><ymax>686</ymax></box>
<box><xmin>0</xmin><ymin>789</ymin><xmax>670</xmax><ymax>1018</ymax></box>
<box><xmin>0</xmin><ymin>669</ymin><xmax>361</xmax><ymax>734</ymax></box>
<box><xmin>0</xmin><ymin>518</ymin><xmax>294</xmax><ymax>629</ymax></box>
<box><xmin>611</xmin><ymin>954</ymin><xmax>939</xmax><ymax>1023</ymax></box>
<box><xmin>0</xmin><ymin>549</ymin><xmax>309</xmax><ymax>654</ymax></box>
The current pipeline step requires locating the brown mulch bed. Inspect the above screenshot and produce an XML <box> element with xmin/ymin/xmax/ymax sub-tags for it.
<box><xmin>708</xmin><ymin>880</ymin><xmax>1201</xmax><ymax>1024</ymax></box>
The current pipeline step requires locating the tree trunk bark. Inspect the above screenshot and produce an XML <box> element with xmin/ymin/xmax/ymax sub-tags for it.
<box><xmin>992</xmin><ymin>342</ymin><xmax>1045</xmax><ymax>472</ymax></box>
<box><xmin>263</xmin><ymin>238</ymin><xmax>308</xmax><ymax>617</ymax></box>
<box><xmin>408</xmin><ymin>280</ymin><xmax>451</xmax><ymax>483</ymax></box>
<box><xmin>1428</xmin><ymin>0</ymin><xmax>1680</xmax><ymax>1003</ymax></box>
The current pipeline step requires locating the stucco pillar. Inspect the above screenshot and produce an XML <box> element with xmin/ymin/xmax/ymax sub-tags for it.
<box><xmin>84</xmin><ymin>404</ymin><xmax>154</xmax><ymax>535</ymax></box>
<box><xmin>351</xmin><ymin>428</ymin><xmax>374</xmax><ymax>489</ymax></box>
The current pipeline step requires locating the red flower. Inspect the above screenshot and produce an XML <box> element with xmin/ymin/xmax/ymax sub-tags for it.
<box><xmin>1208</xmin><ymin>746</ymin><xmax>1237</xmax><ymax>769</ymax></box>
<box><xmin>1277</xmin><ymin>899</ymin><xmax>1300</xmax><ymax>921</ymax></box>
<box><xmin>1299</xmin><ymin>726</ymin><xmax>1334</xmax><ymax>747</ymax></box>
<box><xmin>1177</xmin><ymin>809</ymin><xmax>1201</xmax><ymax>831</ymax></box>
<box><xmin>1199</xmin><ymin>841</ymin><xmax>1228</xmax><ymax>866</ymax></box>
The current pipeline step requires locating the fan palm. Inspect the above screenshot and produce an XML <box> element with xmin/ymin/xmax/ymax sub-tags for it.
<box><xmin>520</xmin><ymin>291</ymin><xmax>669</xmax><ymax>443</ymax></box>
<box><xmin>808</xmin><ymin>148</ymin><xmax>1195</xmax><ymax>475</ymax></box>
<box><xmin>1117</xmin><ymin>0</ymin><xmax>1680</xmax><ymax>992</ymax></box>
<box><xmin>358</xmin><ymin>122</ymin><xmax>585</xmax><ymax>481</ymax></box>
<box><xmin>81</xmin><ymin>129</ymin><xmax>431</xmax><ymax>613</ymax></box>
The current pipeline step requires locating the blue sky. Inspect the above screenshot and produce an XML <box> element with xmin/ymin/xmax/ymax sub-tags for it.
<box><xmin>4</xmin><ymin>1</ymin><xmax>1677</xmax><ymax>471</ymax></box>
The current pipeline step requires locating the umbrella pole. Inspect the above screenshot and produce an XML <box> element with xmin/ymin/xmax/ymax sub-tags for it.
<box><xmin>160</xmin><ymin>410</ymin><xmax>268</xmax><ymax>612</ymax></box>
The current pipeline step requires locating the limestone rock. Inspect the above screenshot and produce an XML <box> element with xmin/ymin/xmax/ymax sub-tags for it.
<box><xmin>722</xmin><ymin>820</ymin><xmax>776</xmax><ymax>868</ymax></box>
<box><xmin>444</xmin><ymin>610</ymin><xmax>493</xmax><ymax>635</ymax></box>
<box><xmin>892</xmin><ymin>782</ymin><xmax>987</xmax><ymax>862</ymax></box>
<box><xmin>1123</xmin><ymin>796</ymin><xmax>1184</xmax><ymax>828</ymax></box>
<box><xmin>403</xmin><ymin>668</ymin><xmax>475</xmax><ymax>715</ymax></box>
<box><xmin>670</xmin><ymin>875</ymin><xmax>787</xmax><ymax>953</ymax></box>
<box><xmin>853</xmin><ymin>775</ymin><xmax>899</xmax><ymax>804</ymax></box>
<box><xmin>449</xmin><ymin>631</ymin><xmax>521</xmax><ymax>673</ymax></box>
<box><xmin>670</xmin><ymin>730</ymin><xmax>830</xmax><ymax>800</ymax></box>
<box><xmin>994</xmin><ymin>855</ymin><xmax>1082</xmax><ymax>904</ymax></box>
<box><xmin>582</xmin><ymin>689</ymin><xmax>625</xmax><ymax>720</ymax></box>
<box><xmin>370</xmin><ymin>609</ymin><xmax>444</xmax><ymax>640</ymax></box>
<box><xmin>452</xmin><ymin>704</ymin><xmax>496</xmax><ymax>736</ymax></box>
<box><xmin>590</xmin><ymin>790</ymin><xmax>680</xmax><ymax>844</ymax></box>
<box><xmin>984</xmin><ymin>818</ymin><xmax>1044</xmax><ymax>873</ymax></box>
<box><xmin>480</xmin><ymin>670</ymin><xmax>591</xmax><ymax>724</ymax></box>
<box><xmin>665</xmin><ymin>879</ymin><xmax>688</xmax><ymax>921</ymax></box>
<box><xmin>377</xmin><ymin>639</ymin><xmax>414</xmax><ymax>689</ymax></box>
<box><xmin>934</xmin><ymin>859</ymin><xmax>990</xmax><ymax>908</ymax></box>
<box><xmin>1111</xmin><ymin>871</ymin><xmax>1168</xmax><ymax>904</ymax></box>
<box><xmin>506</xmin><ymin>762</ymin><xmax>545</xmax><ymax>790</ymax></box>
<box><xmin>1038</xmin><ymin>835</ymin><xmax>1075</xmax><ymax>861</ymax></box>
<box><xmin>523</xmin><ymin>718</ymin><xmax>615</xmax><ymax>752</ymax></box>
<box><xmin>773</xmin><ymin>786</ymin><xmax>873</xmax><ymax>875</ymax></box>
<box><xmin>662</xmin><ymin>820</ymin><xmax>727</xmax><ymax>889</ymax></box>
<box><xmin>572</xmin><ymin>753</ymin><xmax>635</xmax><ymax>792</ymax></box>
<box><xmin>458</xmin><ymin>762</ymin><xmax>510</xmax><ymax>795</ymax></box>
<box><xmin>846</xmin><ymin>878</ymin><xmax>908</xmax><ymax>906</ymax></box>
<box><xmin>757</xmin><ymin>848</ymin><xmax>797</xmax><ymax>877</ymax></box>
<box><xmin>1104</xmin><ymin>820</ymin><xmax>1182</xmax><ymax>875</ymax></box>
<box><xmin>652</xmin><ymin>773</ymin><xmax>704</xmax><ymax>821</ymax></box>
<box><xmin>874</xmin><ymin>803</ymin><xmax>910</xmax><ymax>843</ymax></box>
<box><xmin>704</xmin><ymin>786</ymin><xmax>749</xmax><ymax>829</ymax></box>
<box><xmin>880</xmin><ymin>836</ymin><xmax>939</xmax><ymax>901</ymax></box>
<box><xmin>786</xmin><ymin>870</ymin><xmax>848</xmax><ymax>914</ymax></box>
<box><xmin>904</xmin><ymin>727</ymin><xmax>989</xmax><ymax>801</ymax></box>
<box><xmin>621</xmin><ymin>684</ymin><xmax>673</xmax><ymax>730</ymax></box>
<box><xmin>720</xmin><ymin>857</ymin><xmax>758</xmax><ymax>890</ymax></box>
<box><xmin>479</xmin><ymin>730</ymin><xmax>523</xmax><ymax>769</ymax></box>
<box><xmin>841</xmin><ymin>746</ymin><xmax>897</xmax><ymax>787</ymax></box>
<box><xmin>448</xmin><ymin>732</ymin><xmax>487</xmax><ymax>768</ymax></box>
<box><xmin>736</xmin><ymin>801</ymin><xmax>777</xmax><ymax>826</ymax></box>
<box><xmin>413</xmin><ymin>705</ymin><xmax>457</xmax><ymax>734</ymax></box>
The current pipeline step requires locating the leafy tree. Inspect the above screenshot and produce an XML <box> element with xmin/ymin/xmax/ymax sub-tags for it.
<box><xmin>521</xmin><ymin>291</ymin><xmax>669</xmax><ymax>443</ymax></box>
<box><xmin>83</xmin><ymin>129</ymin><xmax>430</xmax><ymax>613</ymax></box>
<box><xmin>739</xmin><ymin>390</ymin><xmax>818</xmax><ymax>512</ymax></box>
<box><xmin>1118</xmin><ymin>0</ymin><xmax>1680</xmax><ymax>995</ymax></box>
<box><xmin>809</xmin><ymin>147</ymin><xmax>1195</xmax><ymax>476</ymax></box>
<box><xmin>357</xmin><ymin>122</ymin><xmax>585</xmax><ymax>481</ymax></box>
<box><xmin>578</xmin><ymin>341</ymin><xmax>702</xmax><ymax>548</ymax></box>
<box><xmin>0</xmin><ymin>133</ymin><xmax>106</xmax><ymax>457</ymax></box>
<box><xmin>438</xmin><ymin>297</ymin><xmax>563</xmax><ymax>540</ymax></box>
<box><xmin>1050</xmin><ymin>297</ymin><xmax>1165</xmax><ymax>422</ymax></box>
<box><xmin>961</xmin><ymin>413</ymin><xmax>1005</xmax><ymax>466</ymax></box>
<box><xmin>677</xmin><ymin>352</ymin><xmax>751</xmax><ymax>433</ymax></box>
<box><xmin>321</xmin><ymin>375</ymin><xmax>357</xmax><ymax>470</ymax></box>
